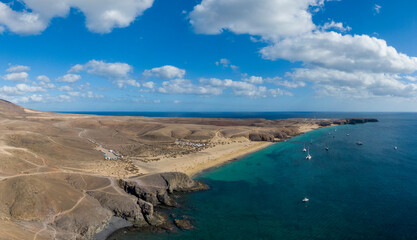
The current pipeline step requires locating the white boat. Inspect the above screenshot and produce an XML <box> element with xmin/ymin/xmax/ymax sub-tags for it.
<box><xmin>302</xmin><ymin>144</ymin><xmax>307</xmax><ymax>152</ymax></box>
<box><xmin>356</xmin><ymin>141</ymin><xmax>363</xmax><ymax>145</ymax></box>
<box><xmin>306</xmin><ymin>147</ymin><xmax>312</xmax><ymax>160</ymax></box>
<box><xmin>394</xmin><ymin>146</ymin><xmax>398</xmax><ymax>150</ymax></box>
<box><xmin>325</xmin><ymin>146</ymin><xmax>329</xmax><ymax>151</ymax></box>
<box><xmin>346</xmin><ymin>133</ymin><xmax>350</xmax><ymax>136</ymax></box>
<box><xmin>302</xmin><ymin>197</ymin><xmax>309</xmax><ymax>202</ymax></box>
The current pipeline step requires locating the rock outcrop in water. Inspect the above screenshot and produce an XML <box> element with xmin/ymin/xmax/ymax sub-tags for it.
<box><xmin>174</xmin><ymin>218</ymin><xmax>194</xmax><ymax>230</ymax></box>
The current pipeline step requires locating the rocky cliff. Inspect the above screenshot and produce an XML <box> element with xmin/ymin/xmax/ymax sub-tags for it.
<box><xmin>118</xmin><ymin>172</ymin><xmax>208</xmax><ymax>228</ymax></box>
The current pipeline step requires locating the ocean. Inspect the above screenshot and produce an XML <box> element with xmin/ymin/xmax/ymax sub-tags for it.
<box><xmin>79</xmin><ymin>112</ymin><xmax>417</xmax><ymax>240</ymax></box>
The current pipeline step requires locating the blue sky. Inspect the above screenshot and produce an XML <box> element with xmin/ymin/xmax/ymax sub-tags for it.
<box><xmin>0</xmin><ymin>0</ymin><xmax>416</xmax><ymax>112</ymax></box>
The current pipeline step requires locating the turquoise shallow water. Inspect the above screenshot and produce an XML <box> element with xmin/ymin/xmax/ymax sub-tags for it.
<box><xmin>110</xmin><ymin>113</ymin><xmax>417</xmax><ymax>240</ymax></box>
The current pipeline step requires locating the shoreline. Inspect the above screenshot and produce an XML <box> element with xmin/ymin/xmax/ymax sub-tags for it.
<box><xmin>98</xmin><ymin>141</ymin><xmax>275</xmax><ymax>240</ymax></box>
<box><xmin>188</xmin><ymin>141</ymin><xmax>274</xmax><ymax>178</ymax></box>
<box><xmin>187</xmin><ymin>124</ymin><xmax>333</xmax><ymax>179</ymax></box>
<box><xmin>96</xmin><ymin>122</ymin><xmax>375</xmax><ymax>240</ymax></box>
<box><xmin>99</xmin><ymin>130</ymin><xmax>312</xmax><ymax>239</ymax></box>
<box><xmin>132</xmin><ymin>140</ymin><xmax>275</xmax><ymax>179</ymax></box>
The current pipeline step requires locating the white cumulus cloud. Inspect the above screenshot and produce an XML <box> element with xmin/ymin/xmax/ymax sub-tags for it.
<box><xmin>36</xmin><ymin>75</ymin><xmax>50</xmax><ymax>82</ymax></box>
<box><xmin>158</xmin><ymin>79</ymin><xmax>222</xmax><ymax>95</ymax></box>
<box><xmin>0</xmin><ymin>83</ymin><xmax>45</xmax><ymax>95</ymax></box>
<box><xmin>143</xmin><ymin>81</ymin><xmax>155</xmax><ymax>89</ymax></box>
<box><xmin>58</xmin><ymin>85</ymin><xmax>73</xmax><ymax>91</ymax></box>
<box><xmin>6</xmin><ymin>65</ymin><xmax>31</xmax><ymax>73</ymax></box>
<box><xmin>320</xmin><ymin>21</ymin><xmax>351</xmax><ymax>32</ymax></box>
<box><xmin>0</xmin><ymin>0</ymin><xmax>154</xmax><ymax>35</ymax></box>
<box><xmin>289</xmin><ymin>67</ymin><xmax>417</xmax><ymax>98</ymax></box>
<box><xmin>115</xmin><ymin>79</ymin><xmax>141</xmax><ymax>88</ymax></box>
<box><xmin>189</xmin><ymin>0</ymin><xmax>323</xmax><ymax>40</ymax></box>
<box><xmin>243</xmin><ymin>76</ymin><xmax>263</xmax><ymax>84</ymax></box>
<box><xmin>216</xmin><ymin>58</ymin><xmax>239</xmax><ymax>70</ymax></box>
<box><xmin>2</xmin><ymin>72</ymin><xmax>29</xmax><ymax>82</ymax></box>
<box><xmin>143</xmin><ymin>65</ymin><xmax>186</xmax><ymax>79</ymax></box>
<box><xmin>13</xmin><ymin>94</ymin><xmax>45</xmax><ymax>103</ymax></box>
<box><xmin>56</xmin><ymin>74</ymin><xmax>81</xmax><ymax>83</ymax></box>
<box><xmin>201</xmin><ymin>78</ymin><xmax>292</xmax><ymax>98</ymax></box>
<box><xmin>69</xmin><ymin>60</ymin><xmax>133</xmax><ymax>79</ymax></box>
<box><xmin>260</xmin><ymin>31</ymin><xmax>417</xmax><ymax>74</ymax></box>
<box><xmin>0</xmin><ymin>2</ymin><xmax>47</xmax><ymax>35</ymax></box>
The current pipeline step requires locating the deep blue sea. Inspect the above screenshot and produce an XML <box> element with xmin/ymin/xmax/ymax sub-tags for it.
<box><xmin>83</xmin><ymin>112</ymin><xmax>416</xmax><ymax>240</ymax></box>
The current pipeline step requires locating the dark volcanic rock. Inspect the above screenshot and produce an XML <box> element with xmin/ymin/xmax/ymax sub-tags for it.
<box><xmin>86</xmin><ymin>190</ymin><xmax>146</xmax><ymax>225</ymax></box>
<box><xmin>318</xmin><ymin>121</ymin><xmax>332</xmax><ymax>126</ymax></box>
<box><xmin>138</xmin><ymin>199</ymin><xmax>154</xmax><ymax>216</ymax></box>
<box><xmin>249</xmin><ymin>132</ymin><xmax>274</xmax><ymax>141</ymax></box>
<box><xmin>174</xmin><ymin>219</ymin><xmax>194</xmax><ymax>230</ymax></box>
<box><xmin>273</xmin><ymin>132</ymin><xmax>287</xmax><ymax>139</ymax></box>
<box><xmin>160</xmin><ymin>172</ymin><xmax>208</xmax><ymax>193</ymax></box>
<box><xmin>120</xmin><ymin>172</ymin><xmax>208</xmax><ymax>207</ymax></box>
<box><xmin>157</xmin><ymin>191</ymin><xmax>177</xmax><ymax>207</ymax></box>
<box><xmin>145</xmin><ymin>212</ymin><xmax>167</xmax><ymax>226</ymax></box>
<box><xmin>92</xmin><ymin>172</ymin><xmax>208</xmax><ymax>236</ymax></box>
<box><xmin>346</xmin><ymin>118</ymin><xmax>378</xmax><ymax>124</ymax></box>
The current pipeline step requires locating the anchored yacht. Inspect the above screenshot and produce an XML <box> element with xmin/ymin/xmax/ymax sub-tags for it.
<box><xmin>306</xmin><ymin>147</ymin><xmax>312</xmax><ymax>160</ymax></box>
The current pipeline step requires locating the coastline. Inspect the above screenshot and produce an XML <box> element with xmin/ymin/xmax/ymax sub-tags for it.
<box><xmin>94</xmin><ymin>122</ymin><xmax>376</xmax><ymax>240</ymax></box>
<box><xmin>98</xmin><ymin>128</ymin><xmax>317</xmax><ymax>239</ymax></box>
<box><xmin>187</xmin><ymin>124</ymin><xmax>332</xmax><ymax>178</ymax></box>
<box><xmin>132</xmin><ymin>124</ymin><xmax>333</xmax><ymax>180</ymax></box>
<box><xmin>96</xmin><ymin>142</ymin><xmax>274</xmax><ymax>240</ymax></box>
<box><xmin>188</xmin><ymin>141</ymin><xmax>273</xmax><ymax>178</ymax></box>
<box><xmin>132</xmin><ymin>140</ymin><xmax>274</xmax><ymax>178</ymax></box>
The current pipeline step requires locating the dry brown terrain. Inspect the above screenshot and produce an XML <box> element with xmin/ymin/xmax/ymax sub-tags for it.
<box><xmin>0</xmin><ymin>99</ymin><xmax>374</xmax><ymax>239</ymax></box>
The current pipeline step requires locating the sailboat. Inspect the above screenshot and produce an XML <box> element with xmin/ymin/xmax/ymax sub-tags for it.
<box><xmin>302</xmin><ymin>144</ymin><xmax>307</xmax><ymax>152</ymax></box>
<box><xmin>306</xmin><ymin>147</ymin><xmax>312</xmax><ymax>160</ymax></box>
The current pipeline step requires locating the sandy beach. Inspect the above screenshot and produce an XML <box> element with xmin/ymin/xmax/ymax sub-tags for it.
<box><xmin>134</xmin><ymin>140</ymin><xmax>273</xmax><ymax>178</ymax></box>
<box><xmin>131</xmin><ymin>123</ymin><xmax>337</xmax><ymax>178</ymax></box>
<box><xmin>131</xmin><ymin>122</ymin><xmax>343</xmax><ymax>178</ymax></box>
